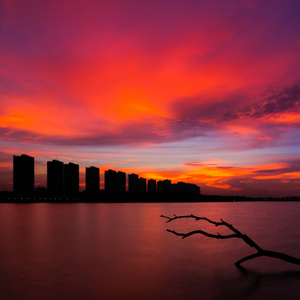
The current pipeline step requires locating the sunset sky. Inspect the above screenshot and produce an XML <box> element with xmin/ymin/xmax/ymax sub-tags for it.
<box><xmin>1</xmin><ymin>0</ymin><xmax>300</xmax><ymax>197</ymax></box>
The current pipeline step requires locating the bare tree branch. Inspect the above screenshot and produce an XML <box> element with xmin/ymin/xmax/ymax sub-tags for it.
<box><xmin>161</xmin><ymin>214</ymin><xmax>300</xmax><ymax>267</ymax></box>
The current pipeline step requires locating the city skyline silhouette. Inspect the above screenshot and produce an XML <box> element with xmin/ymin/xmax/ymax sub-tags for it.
<box><xmin>10</xmin><ymin>154</ymin><xmax>200</xmax><ymax>198</ymax></box>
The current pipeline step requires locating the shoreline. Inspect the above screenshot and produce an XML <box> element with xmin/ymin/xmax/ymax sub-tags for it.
<box><xmin>0</xmin><ymin>191</ymin><xmax>299</xmax><ymax>203</ymax></box>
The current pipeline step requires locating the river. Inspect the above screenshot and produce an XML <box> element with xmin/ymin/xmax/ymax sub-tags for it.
<box><xmin>0</xmin><ymin>202</ymin><xmax>299</xmax><ymax>299</ymax></box>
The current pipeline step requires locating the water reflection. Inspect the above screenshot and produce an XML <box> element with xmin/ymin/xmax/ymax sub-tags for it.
<box><xmin>235</xmin><ymin>266</ymin><xmax>300</xmax><ymax>299</ymax></box>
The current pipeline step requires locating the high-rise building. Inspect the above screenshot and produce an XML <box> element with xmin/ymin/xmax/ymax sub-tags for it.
<box><xmin>176</xmin><ymin>181</ymin><xmax>188</xmax><ymax>193</ymax></box>
<box><xmin>157</xmin><ymin>180</ymin><xmax>163</xmax><ymax>192</ymax></box>
<box><xmin>47</xmin><ymin>159</ymin><xmax>64</xmax><ymax>195</ymax></box>
<box><xmin>64</xmin><ymin>162</ymin><xmax>79</xmax><ymax>194</ymax></box>
<box><xmin>138</xmin><ymin>177</ymin><xmax>146</xmax><ymax>192</ymax></box>
<box><xmin>128</xmin><ymin>173</ymin><xmax>139</xmax><ymax>193</ymax></box>
<box><xmin>117</xmin><ymin>171</ymin><xmax>126</xmax><ymax>192</ymax></box>
<box><xmin>157</xmin><ymin>179</ymin><xmax>171</xmax><ymax>192</ymax></box>
<box><xmin>163</xmin><ymin>179</ymin><xmax>172</xmax><ymax>192</ymax></box>
<box><xmin>171</xmin><ymin>182</ymin><xmax>200</xmax><ymax>194</ymax></box>
<box><xmin>105</xmin><ymin>169</ymin><xmax>117</xmax><ymax>192</ymax></box>
<box><xmin>148</xmin><ymin>179</ymin><xmax>156</xmax><ymax>192</ymax></box>
<box><xmin>105</xmin><ymin>169</ymin><xmax>126</xmax><ymax>192</ymax></box>
<box><xmin>187</xmin><ymin>183</ymin><xmax>200</xmax><ymax>194</ymax></box>
<box><xmin>104</xmin><ymin>169</ymin><xmax>115</xmax><ymax>192</ymax></box>
<box><xmin>13</xmin><ymin>154</ymin><xmax>34</xmax><ymax>194</ymax></box>
<box><xmin>86</xmin><ymin>166</ymin><xmax>100</xmax><ymax>193</ymax></box>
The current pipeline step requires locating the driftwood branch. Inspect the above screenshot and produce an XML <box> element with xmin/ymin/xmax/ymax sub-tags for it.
<box><xmin>161</xmin><ymin>214</ymin><xmax>300</xmax><ymax>266</ymax></box>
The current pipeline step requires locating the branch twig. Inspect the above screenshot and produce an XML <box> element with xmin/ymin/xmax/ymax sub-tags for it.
<box><xmin>167</xmin><ymin>229</ymin><xmax>238</xmax><ymax>239</ymax></box>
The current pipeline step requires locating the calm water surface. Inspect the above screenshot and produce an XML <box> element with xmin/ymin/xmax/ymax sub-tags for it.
<box><xmin>0</xmin><ymin>202</ymin><xmax>300</xmax><ymax>300</ymax></box>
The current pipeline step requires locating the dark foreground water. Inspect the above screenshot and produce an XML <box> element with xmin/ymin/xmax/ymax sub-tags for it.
<box><xmin>0</xmin><ymin>202</ymin><xmax>300</xmax><ymax>300</ymax></box>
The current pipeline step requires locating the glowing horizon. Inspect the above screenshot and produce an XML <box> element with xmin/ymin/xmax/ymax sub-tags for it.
<box><xmin>1</xmin><ymin>0</ymin><xmax>300</xmax><ymax>197</ymax></box>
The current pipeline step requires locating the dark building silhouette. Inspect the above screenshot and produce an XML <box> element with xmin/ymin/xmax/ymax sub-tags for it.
<box><xmin>163</xmin><ymin>179</ymin><xmax>172</xmax><ymax>192</ymax></box>
<box><xmin>187</xmin><ymin>183</ymin><xmax>200</xmax><ymax>194</ymax></box>
<box><xmin>157</xmin><ymin>180</ymin><xmax>163</xmax><ymax>192</ymax></box>
<box><xmin>47</xmin><ymin>159</ymin><xmax>64</xmax><ymax>195</ymax></box>
<box><xmin>157</xmin><ymin>179</ymin><xmax>171</xmax><ymax>192</ymax></box>
<box><xmin>105</xmin><ymin>169</ymin><xmax>116</xmax><ymax>192</ymax></box>
<box><xmin>171</xmin><ymin>183</ymin><xmax>178</xmax><ymax>193</ymax></box>
<box><xmin>117</xmin><ymin>171</ymin><xmax>126</xmax><ymax>192</ymax></box>
<box><xmin>148</xmin><ymin>179</ymin><xmax>156</xmax><ymax>192</ymax></box>
<box><xmin>128</xmin><ymin>173</ymin><xmax>139</xmax><ymax>192</ymax></box>
<box><xmin>86</xmin><ymin>166</ymin><xmax>99</xmax><ymax>193</ymax></box>
<box><xmin>138</xmin><ymin>177</ymin><xmax>146</xmax><ymax>192</ymax></box>
<box><xmin>105</xmin><ymin>169</ymin><xmax>126</xmax><ymax>192</ymax></box>
<box><xmin>174</xmin><ymin>181</ymin><xmax>187</xmax><ymax>193</ymax></box>
<box><xmin>13</xmin><ymin>154</ymin><xmax>34</xmax><ymax>194</ymax></box>
<box><xmin>171</xmin><ymin>181</ymin><xmax>201</xmax><ymax>195</ymax></box>
<box><xmin>64</xmin><ymin>162</ymin><xmax>79</xmax><ymax>194</ymax></box>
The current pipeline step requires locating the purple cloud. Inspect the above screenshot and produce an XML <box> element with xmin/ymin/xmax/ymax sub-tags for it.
<box><xmin>224</xmin><ymin>81</ymin><xmax>300</xmax><ymax>120</ymax></box>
